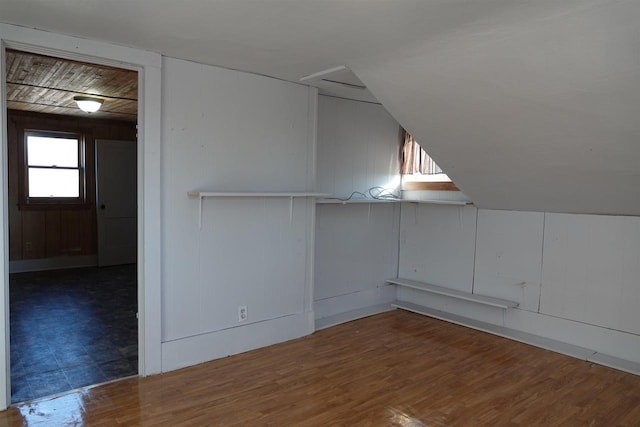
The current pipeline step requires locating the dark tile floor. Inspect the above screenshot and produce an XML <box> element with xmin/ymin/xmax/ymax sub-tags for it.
<box><xmin>9</xmin><ymin>264</ymin><xmax>138</xmax><ymax>403</ymax></box>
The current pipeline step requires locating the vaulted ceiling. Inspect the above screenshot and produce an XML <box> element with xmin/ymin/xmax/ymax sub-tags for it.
<box><xmin>1</xmin><ymin>0</ymin><xmax>639</xmax><ymax>215</ymax></box>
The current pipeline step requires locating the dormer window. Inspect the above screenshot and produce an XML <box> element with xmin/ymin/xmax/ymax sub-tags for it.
<box><xmin>401</xmin><ymin>130</ymin><xmax>459</xmax><ymax>191</ymax></box>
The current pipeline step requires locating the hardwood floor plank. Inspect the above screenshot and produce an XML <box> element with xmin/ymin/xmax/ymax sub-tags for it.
<box><xmin>1</xmin><ymin>310</ymin><xmax>639</xmax><ymax>426</ymax></box>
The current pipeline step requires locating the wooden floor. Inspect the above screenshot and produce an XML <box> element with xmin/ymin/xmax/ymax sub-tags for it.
<box><xmin>1</xmin><ymin>310</ymin><xmax>639</xmax><ymax>426</ymax></box>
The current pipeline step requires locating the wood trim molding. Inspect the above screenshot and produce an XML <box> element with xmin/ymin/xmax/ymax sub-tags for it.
<box><xmin>402</xmin><ymin>181</ymin><xmax>460</xmax><ymax>191</ymax></box>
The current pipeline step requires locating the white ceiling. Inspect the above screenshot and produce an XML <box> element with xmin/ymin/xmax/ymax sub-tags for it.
<box><xmin>1</xmin><ymin>0</ymin><xmax>639</xmax><ymax>215</ymax></box>
<box><xmin>0</xmin><ymin>1</ymin><xmax>488</xmax><ymax>83</ymax></box>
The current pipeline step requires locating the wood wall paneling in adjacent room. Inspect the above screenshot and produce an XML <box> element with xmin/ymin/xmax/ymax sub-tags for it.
<box><xmin>20</xmin><ymin>210</ymin><xmax>46</xmax><ymax>259</ymax></box>
<box><xmin>7</xmin><ymin>110</ymin><xmax>137</xmax><ymax>262</ymax></box>
<box><xmin>7</xmin><ymin>115</ymin><xmax>22</xmax><ymax>260</ymax></box>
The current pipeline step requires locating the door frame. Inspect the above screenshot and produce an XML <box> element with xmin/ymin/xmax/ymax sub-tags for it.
<box><xmin>0</xmin><ymin>23</ymin><xmax>163</xmax><ymax>409</ymax></box>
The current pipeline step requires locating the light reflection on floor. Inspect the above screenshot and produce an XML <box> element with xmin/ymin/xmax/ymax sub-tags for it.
<box><xmin>387</xmin><ymin>406</ymin><xmax>446</xmax><ymax>427</ymax></box>
<box><xmin>17</xmin><ymin>391</ymin><xmax>88</xmax><ymax>427</ymax></box>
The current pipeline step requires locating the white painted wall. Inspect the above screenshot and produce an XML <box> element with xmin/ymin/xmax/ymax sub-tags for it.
<box><xmin>161</xmin><ymin>57</ymin><xmax>317</xmax><ymax>370</ymax></box>
<box><xmin>399</xmin><ymin>204</ymin><xmax>477</xmax><ymax>293</ymax></box>
<box><xmin>314</xmin><ymin>203</ymin><xmax>399</xmax><ymax>320</ymax></box>
<box><xmin>397</xmin><ymin>206</ymin><xmax>640</xmax><ymax>366</ymax></box>
<box><xmin>317</xmin><ymin>95</ymin><xmax>400</xmax><ymax>199</ymax></box>
<box><xmin>540</xmin><ymin>213</ymin><xmax>640</xmax><ymax>336</ymax></box>
<box><xmin>474</xmin><ymin>209</ymin><xmax>543</xmax><ymax>312</ymax></box>
<box><xmin>314</xmin><ymin>96</ymin><xmax>400</xmax><ymax>322</ymax></box>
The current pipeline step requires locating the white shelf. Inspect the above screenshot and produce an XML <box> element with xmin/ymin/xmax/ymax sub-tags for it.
<box><xmin>316</xmin><ymin>198</ymin><xmax>399</xmax><ymax>205</ymax></box>
<box><xmin>402</xmin><ymin>199</ymin><xmax>470</xmax><ymax>205</ymax></box>
<box><xmin>386</xmin><ymin>278</ymin><xmax>519</xmax><ymax>309</ymax></box>
<box><xmin>188</xmin><ymin>191</ymin><xmax>330</xmax><ymax>198</ymax></box>
<box><xmin>316</xmin><ymin>198</ymin><xmax>470</xmax><ymax>206</ymax></box>
<box><xmin>188</xmin><ymin>191</ymin><xmax>331</xmax><ymax>228</ymax></box>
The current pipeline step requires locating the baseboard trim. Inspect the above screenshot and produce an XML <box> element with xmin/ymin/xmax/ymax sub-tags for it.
<box><xmin>393</xmin><ymin>300</ymin><xmax>640</xmax><ymax>376</ymax></box>
<box><xmin>315</xmin><ymin>303</ymin><xmax>394</xmax><ymax>331</ymax></box>
<box><xmin>161</xmin><ymin>311</ymin><xmax>314</xmax><ymax>373</ymax></box>
<box><xmin>588</xmin><ymin>352</ymin><xmax>640</xmax><ymax>376</ymax></box>
<box><xmin>10</xmin><ymin>255</ymin><xmax>97</xmax><ymax>273</ymax></box>
<box><xmin>314</xmin><ymin>285</ymin><xmax>396</xmax><ymax>320</ymax></box>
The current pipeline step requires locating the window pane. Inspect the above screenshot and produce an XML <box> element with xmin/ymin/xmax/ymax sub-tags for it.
<box><xmin>28</xmin><ymin>168</ymin><xmax>79</xmax><ymax>198</ymax></box>
<box><xmin>27</xmin><ymin>136</ymin><xmax>79</xmax><ymax>167</ymax></box>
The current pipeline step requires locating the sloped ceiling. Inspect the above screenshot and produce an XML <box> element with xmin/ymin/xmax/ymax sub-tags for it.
<box><xmin>352</xmin><ymin>1</ymin><xmax>640</xmax><ymax>215</ymax></box>
<box><xmin>1</xmin><ymin>0</ymin><xmax>639</xmax><ymax>214</ymax></box>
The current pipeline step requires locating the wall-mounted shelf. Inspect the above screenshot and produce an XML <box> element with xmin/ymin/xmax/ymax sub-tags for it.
<box><xmin>387</xmin><ymin>278</ymin><xmax>519</xmax><ymax>309</ymax></box>
<box><xmin>188</xmin><ymin>192</ymin><xmax>330</xmax><ymax>198</ymax></box>
<box><xmin>316</xmin><ymin>198</ymin><xmax>470</xmax><ymax>206</ymax></box>
<box><xmin>188</xmin><ymin>191</ymin><xmax>331</xmax><ymax>228</ymax></box>
<box><xmin>316</xmin><ymin>198</ymin><xmax>470</xmax><ymax>223</ymax></box>
<box><xmin>316</xmin><ymin>198</ymin><xmax>399</xmax><ymax>205</ymax></box>
<box><xmin>402</xmin><ymin>199</ymin><xmax>470</xmax><ymax>205</ymax></box>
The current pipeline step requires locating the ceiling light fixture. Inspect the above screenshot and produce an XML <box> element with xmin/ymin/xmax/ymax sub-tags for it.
<box><xmin>73</xmin><ymin>96</ymin><xmax>103</xmax><ymax>113</ymax></box>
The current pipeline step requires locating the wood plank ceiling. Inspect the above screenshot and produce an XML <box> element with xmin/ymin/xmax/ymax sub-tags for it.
<box><xmin>6</xmin><ymin>49</ymin><xmax>138</xmax><ymax>122</ymax></box>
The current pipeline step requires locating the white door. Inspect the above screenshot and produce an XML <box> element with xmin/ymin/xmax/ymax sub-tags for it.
<box><xmin>96</xmin><ymin>139</ymin><xmax>137</xmax><ymax>266</ymax></box>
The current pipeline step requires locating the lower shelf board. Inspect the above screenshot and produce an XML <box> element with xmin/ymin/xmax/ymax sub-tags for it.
<box><xmin>387</xmin><ymin>277</ymin><xmax>519</xmax><ymax>309</ymax></box>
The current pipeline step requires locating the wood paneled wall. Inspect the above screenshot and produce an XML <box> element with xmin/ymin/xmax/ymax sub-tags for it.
<box><xmin>7</xmin><ymin>110</ymin><xmax>137</xmax><ymax>261</ymax></box>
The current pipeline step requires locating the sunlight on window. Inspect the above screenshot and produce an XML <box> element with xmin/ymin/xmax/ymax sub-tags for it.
<box><xmin>26</xmin><ymin>134</ymin><xmax>80</xmax><ymax>198</ymax></box>
<box><xmin>27</xmin><ymin>136</ymin><xmax>78</xmax><ymax>167</ymax></box>
<box><xmin>401</xmin><ymin>131</ymin><xmax>451</xmax><ymax>183</ymax></box>
<box><xmin>28</xmin><ymin>169</ymin><xmax>80</xmax><ymax>198</ymax></box>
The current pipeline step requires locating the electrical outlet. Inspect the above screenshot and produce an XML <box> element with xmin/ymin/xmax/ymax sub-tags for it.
<box><xmin>25</xmin><ymin>241</ymin><xmax>32</xmax><ymax>252</ymax></box>
<box><xmin>238</xmin><ymin>306</ymin><xmax>248</xmax><ymax>322</ymax></box>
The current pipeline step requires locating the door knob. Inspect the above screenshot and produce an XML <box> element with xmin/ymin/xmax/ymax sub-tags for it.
<box><xmin>100</xmin><ymin>204</ymin><xmax>106</xmax><ymax>210</ymax></box>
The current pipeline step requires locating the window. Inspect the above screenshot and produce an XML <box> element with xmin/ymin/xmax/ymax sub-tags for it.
<box><xmin>401</xmin><ymin>130</ymin><xmax>459</xmax><ymax>191</ymax></box>
<box><xmin>24</xmin><ymin>131</ymin><xmax>86</xmax><ymax>205</ymax></box>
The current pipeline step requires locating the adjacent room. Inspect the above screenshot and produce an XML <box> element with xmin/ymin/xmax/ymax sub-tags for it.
<box><xmin>5</xmin><ymin>50</ymin><xmax>139</xmax><ymax>402</ymax></box>
<box><xmin>0</xmin><ymin>1</ymin><xmax>639</xmax><ymax>424</ymax></box>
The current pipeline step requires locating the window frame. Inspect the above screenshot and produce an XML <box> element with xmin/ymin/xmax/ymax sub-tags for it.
<box><xmin>19</xmin><ymin>129</ymin><xmax>89</xmax><ymax>209</ymax></box>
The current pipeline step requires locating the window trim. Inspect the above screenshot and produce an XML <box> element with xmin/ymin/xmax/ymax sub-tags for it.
<box><xmin>402</xmin><ymin>181</ymin><xmax>460</xmax><ymax>191</ymax></box>
<box><xmin>19</xmin><ymin>129</ymin><xmax>90</xmax><ymax>209</ymax></box>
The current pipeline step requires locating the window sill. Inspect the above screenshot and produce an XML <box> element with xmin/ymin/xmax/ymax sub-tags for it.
<box><xmin>401</xmin><ymin>181</ymin><xmax>460</xmax><ymax>192</ymax></box>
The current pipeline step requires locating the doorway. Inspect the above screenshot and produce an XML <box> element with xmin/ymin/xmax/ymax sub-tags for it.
<box><xmin>5</xmin><ymin>49</ymin><xmax>139</xmax><ymax>402</ymax></box>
